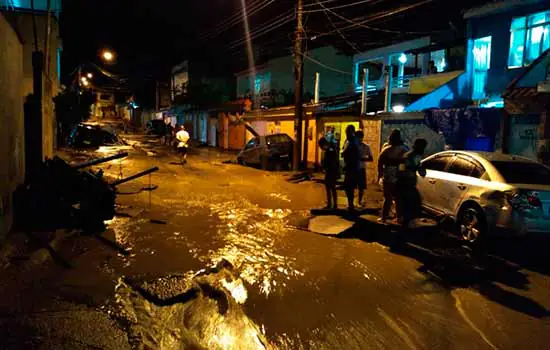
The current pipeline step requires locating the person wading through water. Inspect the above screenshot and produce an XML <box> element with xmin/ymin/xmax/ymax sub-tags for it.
<box><xmin>176</xmin><ymin>124</ymin><xmax>190</xmax><ymax>164</ymax></box>
<box><xmin>377</xmin><ymin>129</ymin><xmax>407</xmax><ymax>223</ymax></box>
<box><xmin>342</xmin><ymin>125</ymin><xmax>361</xmax><ymax>212</ymax></box>
<box><xmin>398</xmin><ymin>138</ymin><xmax>427</xmax><ymax>228</ymax></box>
<box><xmin>319</xmin><ymin>136</ymin><xmax>340</xmax><ymax>209</ymax></box>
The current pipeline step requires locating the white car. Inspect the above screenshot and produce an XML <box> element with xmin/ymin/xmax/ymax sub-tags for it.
<box><xmin>417</xmin><ymin>151</ymin><xmax>550</xmax><ymax>242</ymax></box>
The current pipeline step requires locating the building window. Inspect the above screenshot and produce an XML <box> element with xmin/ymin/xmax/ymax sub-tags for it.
<box><xmin>508</xmin><ymin>10</ymin><xmax>550</xmax><ymax>68</ymax></box>
<box><xmin>472</xmin><ymin>36</ymin><xmax>492</xmax><ymax>100</ymax></box>
<box><xmin>429</xmin><ymin>49</ymin><xmax>447</xmax><ymax>73</ymax></box>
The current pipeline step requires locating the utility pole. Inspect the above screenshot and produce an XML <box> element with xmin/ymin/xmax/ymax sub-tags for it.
<box><xmin>293</xmin><ymin>0</ymin><xmax>304</xmax><ymax>170</ymax></box>
<box><xmin>361</xmin><ymin>68</ymin><xmax>368</xmax><ymax>115</ymax></box>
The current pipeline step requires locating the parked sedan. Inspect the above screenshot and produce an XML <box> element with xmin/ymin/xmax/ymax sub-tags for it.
<box><xmin>237</xmin><ymin>134</ymin><xmax>294</xmax><ymax>170</ymax></box>
<box><xmin>417</xmin><ymin>151</ymin><xmax>550</xmax><ymax>242</ymax></box>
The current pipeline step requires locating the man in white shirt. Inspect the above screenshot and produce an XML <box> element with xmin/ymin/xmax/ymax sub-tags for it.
<box><xmin>356</xmin><ymin>130</ymin><xmax>373</xmax><ymax>207</ymax></box>
<box><xmin>176</xmin><ymin>124</ymin><xmax>190</xmax><ymax>164</ymax></box>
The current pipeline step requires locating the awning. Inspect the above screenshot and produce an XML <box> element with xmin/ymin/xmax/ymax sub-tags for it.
<box><xmin>502</xmin><ymin>87</ymin><xmax>538</xmax><ymax>99</ymax></box>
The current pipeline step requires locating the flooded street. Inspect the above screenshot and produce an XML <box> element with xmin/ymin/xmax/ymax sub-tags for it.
<box><xmin>1</xmin><ymin>135</ymin><xmax>550</xmax><ymax>349</ymax></box>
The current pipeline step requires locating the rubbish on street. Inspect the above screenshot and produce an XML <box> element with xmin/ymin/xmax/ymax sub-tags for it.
<box><xmin>14</xmin><ymin>153</ymin><xmax>159</xmax><ymax>231</ymax></box>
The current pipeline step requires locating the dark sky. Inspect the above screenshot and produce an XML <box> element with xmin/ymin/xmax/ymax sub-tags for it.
<box><xmin>60</xmin><ymin>0</ymin><xmax>490</xmax><ymax>81</ymax></box>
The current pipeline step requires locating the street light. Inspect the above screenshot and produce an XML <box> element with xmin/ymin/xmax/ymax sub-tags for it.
<box><xmin>80</xmin><ymin>76</ymin><xmax>88</xmax><ymax>83</ymax></box>
<box><xmin>102</xmin><ymin>50</ymin><xmax>115</xmax><ymax>62</ymax></box>
<box><xmin>86</xmin><ymin>73</ymin><xmax>93</xmax><ymax>79</ymax></box>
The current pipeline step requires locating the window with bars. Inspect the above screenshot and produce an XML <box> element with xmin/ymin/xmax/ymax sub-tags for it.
<box><xmin>508</xmin><ymin>10</ymin><xmax>550</xmax><ymax>68</ymax></box>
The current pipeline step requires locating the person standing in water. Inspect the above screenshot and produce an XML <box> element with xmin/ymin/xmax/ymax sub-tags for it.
<box><xmin>176</xmin><ymin>124</ymin><xmax>190</xmax><ymax>164</ymax></box>
<box><xmin>355</xmin><ymin>130</ymin><xmax>373</xmax><ymax>207</ymax></box>
<box><xmin>342</xmin><ymin>125</ymin><xmax>360</xmax><ymax>212</ymax></box>
<box><xmin>377</xmin><ymin>129</ymin><xmax>407</xmax><ymax>222</ymax></box>
<box><xmin>319</xmin><ymin>137</ymin><xmax>340</xmax><ymax>209</ymax></box>
<box><xmin>398</xmin><ymin>139</ymin><xmax>428</xmax><ymax>227</ymax></box>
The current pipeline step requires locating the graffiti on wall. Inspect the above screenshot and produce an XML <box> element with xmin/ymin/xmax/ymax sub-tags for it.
<box><xmin>424</xmin><ymin>108</ymin><xmax>502</xmax><ymax>151</ymax></box>
<box><xmin>509</xmin><ymin>115</ymin><xmax>539</xmax><ymax>160</ymax></box>
<box><xmin>381</xmin><ymin>121</ymin><xmax>446</xmax><ymax>157</ymax></box>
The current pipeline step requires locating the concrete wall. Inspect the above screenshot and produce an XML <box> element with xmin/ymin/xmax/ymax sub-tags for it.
<box><xmin>508</xmin><ymin>114</ymin><xmax>539</xmax><ymax>160</ymax></box>
<box><xmin>6</xmin><ymin>12</ymin><xmax>61</xmax><ymax>159</ymax></box>
<box><xmin>361</xmin><ymin>118</ymin><xmax>382</xmax><ymax>184</ymax></box>
<box><xmin>0</xmin><ymin>13</ymin><xmax>25</xmax><ymax>238</ymax></box>
<box><xmin>466</xmin><ymin>1</ymin><xmax>550</xmax><ymax>99</ymax></box>
<box><xmin>237</xmin><ymin>46</ymin><xmax>353</xmax><ymax>99</ymax></box>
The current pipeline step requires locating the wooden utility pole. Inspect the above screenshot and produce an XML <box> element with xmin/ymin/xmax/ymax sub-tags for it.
<box><xmin>293</xmin><ymin>0</ymin><xmax>304</xmax><ymax>170</ymax></box>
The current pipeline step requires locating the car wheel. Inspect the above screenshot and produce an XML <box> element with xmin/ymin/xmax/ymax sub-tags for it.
<box><xmin>457</xmin><ymin>204</ymin><xmax>487</xmax><ymax>244</ymax></box>
<box><xmin>260</xmin><ymin>156</ymin><xmax>269</xmax><ymax>170</ymax></box>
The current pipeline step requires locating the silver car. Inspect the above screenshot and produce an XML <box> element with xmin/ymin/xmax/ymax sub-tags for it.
<box><xmin>417</xmin><ymin>151</ymin><xmax>550</xmax><ymax>242</ymax></box>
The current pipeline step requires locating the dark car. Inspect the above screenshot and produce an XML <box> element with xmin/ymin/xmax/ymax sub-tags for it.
<box><xmin>237</xmin><ymin>133</ymin><xmax>294</xmax><ymax>170</ymax></box>
<box><xmin>68</xmin><ymin>123</ymin><xmax>121</xmax><ymax>149</ymax></box>
<box><xmin>146</xmin><ymin>119</ymin><xmax>167</xmax><ymax>136</ymax></box>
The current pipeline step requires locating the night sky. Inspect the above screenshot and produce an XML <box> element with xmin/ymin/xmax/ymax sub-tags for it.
<box><xmin>60</xmin><ymin>0</ymin><xmax>491</xmax><ymax>88</ymax></box>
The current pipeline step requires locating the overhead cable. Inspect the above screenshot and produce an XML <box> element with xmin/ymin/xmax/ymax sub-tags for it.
<box><xmin>315</xmin><ymin>0</ymin><xmax>435</xmax><ymax>37</ymax></box>
<box><xmin>302</xmin><ymin>53</ymin><xmax>353</xmax><ymax>75</ymax></box>
<box><xmin>304</xmin><ymin>0</ymin><xmax>378</xmax><ymax>13</ymax></box>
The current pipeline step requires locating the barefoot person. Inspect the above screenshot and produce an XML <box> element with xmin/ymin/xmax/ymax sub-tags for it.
<box><xmin>176</xmin><ymin>124</ymin><xmax>190</xmax><ymax>164</ymax></box>
<box><xmin>377</xmin><ymin>129</ymin><xmax>407</xmax><ymax>222</ymax></box>
<box><xmin>356</xmin><ymin>130</ymin><xmax>373</xmax><ymax>207</ymax></box>
<box><xmin>342</xmin><ymin>125</ymin><xmax>360</xmax><ymax>212</ymax></box>
<box><xmin>398</xmin><ymin>139</ymin><xmax>427</xmax><ymax>227</ymax></box>
<box><xmin>319</xmin><ymin>137</ymin><xmax>340</xmax><ymax>209</ymax></box>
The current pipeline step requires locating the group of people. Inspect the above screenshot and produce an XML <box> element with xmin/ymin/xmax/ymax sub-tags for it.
<box><xmin>378</xmin><ymin>129</ymin><xmax>427</xmax><ymax>227</ymax></box>
<box><xmin>318</xmin><ymin>125</ymin><xmax>373</xmax><ymax>211</ymax></box>
<box><xmin>319</xmin><ymin>126</ymin><xmax>427</xmax><ymax>228</ymax></box>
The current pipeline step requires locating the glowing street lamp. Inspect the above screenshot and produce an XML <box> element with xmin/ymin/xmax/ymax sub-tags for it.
<box><xmin>80</xmin><ymin>76</ymin><xmax>87</xmax><ymax>83</ymax></box>
<box><xmin>86</xmin><ymin>73</ymin><xmax>93</xmax><ymax>79</ymax></box>
<box><xmin>102</xmin><ymin>50</ymin><xmax>115</xmax><ymax>62</ymax></box>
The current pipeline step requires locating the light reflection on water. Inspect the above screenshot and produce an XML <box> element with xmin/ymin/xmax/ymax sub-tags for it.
<box><xmin>204</xmin><ymin>200</ymin><xmax>303</xmax><ymax>297</ymax></box>
<box><xmin>111</xmin><ymin>266</ymin><xmax>270</xmax><ymax>350</ymax></box>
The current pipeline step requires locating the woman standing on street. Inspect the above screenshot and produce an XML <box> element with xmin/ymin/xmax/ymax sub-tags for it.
<box><xmin>377</xmin><ymin>129</ymin><xmax>407</xmax><ymax>223</ymax></box>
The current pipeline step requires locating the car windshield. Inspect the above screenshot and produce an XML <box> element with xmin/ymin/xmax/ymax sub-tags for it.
<box><xmin>491</xmin><ymin>161</ymin><xmax>550</xmax><ymax>185</ymax></box>
<box><xmin>266</xmin><ymin>134</ymin><xmax>291</xmax><ymax>144</ymax></box>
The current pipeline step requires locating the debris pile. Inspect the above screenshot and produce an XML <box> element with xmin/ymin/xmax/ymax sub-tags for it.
<box><xmin>15</xmin><ymin>152</ymin><xmax>158</xmax><ymax>231</ymax></box>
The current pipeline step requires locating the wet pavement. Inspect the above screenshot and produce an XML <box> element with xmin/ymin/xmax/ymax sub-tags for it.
<box><xmin>1</xmin><ymin>130</ymin><xmax>550</xmax><ymax>349</ymax></box>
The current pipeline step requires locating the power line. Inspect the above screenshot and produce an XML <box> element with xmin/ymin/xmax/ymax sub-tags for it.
<box><xmin>227</xmin><ymin>11</ymin><xmax>295</xmax><ymax>49</ymax></box>
<box><xmin>315</xmin><ymin>0</ymin><xmax>436</xmax><ymax>38</ymax></box>
<box><xmin>201</xmin><ymin>0</ymin><xmax>278</xmax><ymax>40</ymax></box>
<box><xmin>303</xmin><ymin>0</ymin><xmax>339</xmax><ymax>7</ymax></box>
<box><xmin>302</xmin><ymin>53</ymin><xmax>353</xmax><ymax>75</ymax></box>
<box><xmin>318</xmin><ymin>0</ymin><xmax>441</xmax><ymax>35</ymax></box>
<box><xmin>304</xmin><ymin>0</ymin><xmax>378</xmax><ymax>13</ymax></box>
<box><xmin>200</xmin><ymin>0</ymin><xmax>265</xmax><ymax>38</ymax></box>
<box><xmin>322</xmin><ymin>8</ymin><xmax>361</xmax><ymax>53</ymax></box>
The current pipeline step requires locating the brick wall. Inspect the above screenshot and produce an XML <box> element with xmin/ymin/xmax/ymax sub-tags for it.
<box><xmin>360</xmin><ymin>118</ymin><xmax>382</xmax><ymax>184</ymax></box>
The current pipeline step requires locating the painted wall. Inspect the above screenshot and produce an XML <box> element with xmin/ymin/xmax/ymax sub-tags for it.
<box><xmin>0</xmin><ymin>13</ymin><xmax>25</xmax><ymax>238</ymax></box>
<box><xmin>405</xmin><ymin>72</ymin><xmax>470</xmax><ymax>111</ymax></box>
<box><xmin>466</xmin><ymin>2</ymin><xmax>550</xmax><ymax>99</ymax></box>
<box><xmin>236</xmin><ymin>46</ymin><xmax>353</xmax><ymax>100</ymax></box>
<box><xmin>6</xmin><ymin>12</ymin><xmax>61</xmax><ymax>159</ymax></box>
<box><xmin>508</xmin><ymin>114</ymin><xmax>539</xmax><ymax>160</ymax></box>
<box><xmin>381</xmin><ymin>117</ymin><xmax>447</xmax><ymax>156</ymax></box>
<box><xmin>361</xmin><ymin>119</ymin><xmax>382</xmax><ymax>184</ymax></box>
